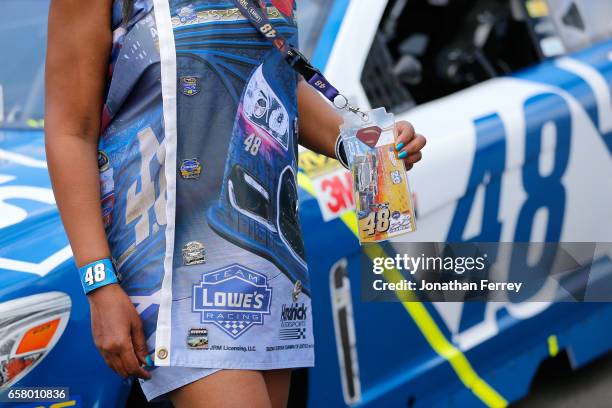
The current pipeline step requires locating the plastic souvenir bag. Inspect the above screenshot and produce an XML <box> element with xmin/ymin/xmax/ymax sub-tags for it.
<box><xmin>340</xmin><ymin>108</ymin><xmax>417</xmax><ymax>243</ymax></box>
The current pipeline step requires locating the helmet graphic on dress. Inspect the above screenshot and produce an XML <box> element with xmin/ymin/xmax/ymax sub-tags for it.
<box><xmin>207</xmin><ymin>64</ymin><xmax>308</xmax><ymax>294</ymax></box>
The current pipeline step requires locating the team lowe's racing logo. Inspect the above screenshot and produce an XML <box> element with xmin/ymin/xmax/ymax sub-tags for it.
<box><xmin>192</xmin><ymin>264</ymin><xmax>272</xmax><ymax>339</ymax></box>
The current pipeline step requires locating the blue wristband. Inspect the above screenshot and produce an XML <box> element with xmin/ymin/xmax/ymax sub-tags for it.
<box><xmin>78</xmin><ymin>259</ymin><xmax>119</xmax><ymax>294</ymax></box>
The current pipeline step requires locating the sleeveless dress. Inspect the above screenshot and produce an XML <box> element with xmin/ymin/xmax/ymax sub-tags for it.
<box><xmin>99</xmin><ymin>0</ymin><xmax>313</xmax><ymax>399</ymax></box>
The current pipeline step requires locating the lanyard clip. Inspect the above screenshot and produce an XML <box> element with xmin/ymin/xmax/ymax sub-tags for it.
<box><xmin>334</xmin><ymin>94</ymin><xmax>369</xmax><ymax>122</ymax></box>
<box><xmin>348</xmin><ymin>105</ymin><xmax>370</xmax><ymax>122</ymax></box>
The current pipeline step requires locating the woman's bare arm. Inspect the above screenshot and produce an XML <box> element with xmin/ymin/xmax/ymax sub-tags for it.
<box><xmin>296</xmin><ymin>79</ymin><xmax>344</xmax><ymax>158</ymax></box>
<box><xmin>45</xmin><ymin>0</ymin><xmax>112</xmax><ymax>267</ymax></box>
<box><xmin>45</xmin><ymin>0</ymin><xmax>150</xmax><ymax>379</ymax></box>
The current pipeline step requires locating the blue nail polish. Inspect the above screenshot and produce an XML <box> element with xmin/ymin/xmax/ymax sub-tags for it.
<box><xmin>145</xmin><ymin>355</ymin><xmax>154</xmax><ymax>366</ymax></box>
<box><xmin>395</xmin><ymin>142</ymin><xmax>404</xmax><ymax>151</ymax></box>
<box><xmin>398</xmin><ymin>151</ymin><xmax>408</xmax><ymax>159</ymax></box>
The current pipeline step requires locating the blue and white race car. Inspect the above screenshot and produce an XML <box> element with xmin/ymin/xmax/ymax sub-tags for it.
<box><xmin>1</xmin><ymin>0</ymin><xmax>612</xmax><ymax>407</ymax></box>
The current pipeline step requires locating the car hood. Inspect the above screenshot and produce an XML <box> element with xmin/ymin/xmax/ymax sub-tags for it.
<box><xmin>0</xmin><ymin>128</ymin><xmax>54</xmax><ymax>234</ymax></box>
<box><xmin>0</xmin><ymin>128</ymin><xmax>71</xmax><ymax>292</ymax></box>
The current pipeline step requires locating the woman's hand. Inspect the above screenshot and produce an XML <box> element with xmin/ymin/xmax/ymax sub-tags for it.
<box><xmin>88</xmin><ymin>284</ymin><xmax>151</xmax><ymax>379</ymax></box>
<box><xmin>394</xmin><ymin>121</ymin><xmax>426</xmax><ymax>171</ymax></box>
<box><xmin>295</xmin><ymin>82</ymin><xmax>426</xmax><ymax>170</ymax></box>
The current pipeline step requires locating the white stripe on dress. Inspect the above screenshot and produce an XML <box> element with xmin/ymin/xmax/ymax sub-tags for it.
<box><xmin>152</xmin><ymin>0</ymin><xmax>178</xmax><ymax>366</ymax></box>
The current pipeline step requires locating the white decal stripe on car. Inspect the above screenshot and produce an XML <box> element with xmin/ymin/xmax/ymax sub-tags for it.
<box><xmin>0</xmin><ymin>245</ymin><xmax>72</xmax><ymax>277</ymax></box>
<box><xmin>0</xmin><ymin>149</ymin><xmax>47</xmax><ymax>168</ymax></box>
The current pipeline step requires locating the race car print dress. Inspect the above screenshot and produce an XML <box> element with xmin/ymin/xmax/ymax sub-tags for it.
<box><xmin>98</xmin><ymin>0</ymin><xmax>313</xmax><ymax>398</ymax></box>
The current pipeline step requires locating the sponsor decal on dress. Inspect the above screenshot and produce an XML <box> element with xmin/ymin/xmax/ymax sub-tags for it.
<box><xmin>183</xmin><ymin>241</ymin><xmax>207</xmax><ymax>265</ymax></box>
<box><xmin>187</xmin><ymin>328</ymin><xmax>209</xmax><ymax>349</ymax></box>
<box><xmin>192</xmin><ymin>264</ymin><xmax>272</xmax><ymax>339</ymax></box>
<box><xmin>279</xmin><ymin>327</ymin><xmax>306</xmax><ymax>340</ymax></box>
<box><xmin>180</xmin><ymin>158</ymin><xmax>202</xmax><ymax>179</ymax></box>
<box><xmin>181</xmin><ymin>76</ymin><xmax>201</xmax><ymax>96</ymax></box>
<box><xmin>280</xmin><ymin>303</ymin><xmax>307</xmax><ymax>327</ymax></box>
<box><xmin>177</xmin><ymin>4</ymin><xmax>197</xmax><ymax>24</ymax></box>
<box><xmin>279</xmin><ymin>302</ymin><xmax>307</xmax><ymax>340</ymax></box>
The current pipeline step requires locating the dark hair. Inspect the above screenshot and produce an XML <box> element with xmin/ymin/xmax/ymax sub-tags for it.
<box><xmin>122</xmin><ymin>0</ymin><xmax>134</xmax><ymax>26</ymax></box>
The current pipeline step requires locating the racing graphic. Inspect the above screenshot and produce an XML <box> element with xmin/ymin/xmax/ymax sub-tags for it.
<box><xmin>192</xmin><ymin>264</ymin><xmax>273</xmax><ymax>339</ymax></box>
<box><xmin>207</xmin><ymin>63</ymin><xmax>309</xmax><ymax>293</ymax></box>
<box><xmin>243</xmin><ymin>66</ymin><xmax>290</xmax><ymax>151</ymax></box>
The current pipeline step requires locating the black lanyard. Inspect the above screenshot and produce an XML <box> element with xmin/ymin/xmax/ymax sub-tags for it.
<box><xmin>232</xmin><ymin>0</ymin><xmax>368</xmax><ymax>120</ymax></box>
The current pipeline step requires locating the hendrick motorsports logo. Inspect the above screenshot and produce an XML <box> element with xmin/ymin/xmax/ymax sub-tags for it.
<box><xmin>280</xmin><ymin>303</ymin><xmax>307</xmax><ymax>328</ymax></box>
<box><xmin>279</xmin><ymin>303</ymin><xmax>308</xmax><ymax>341</ymax></box>
<box><xmin>192</xmin><ymin>264</ymin><xmax>272</xmax><ymax>339</ymax></box>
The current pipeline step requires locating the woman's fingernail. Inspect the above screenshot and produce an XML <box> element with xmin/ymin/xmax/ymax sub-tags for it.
<box><xmin>398</xmin><ymin>151</ymin><xmax>408</xmax><ymax>159</ymax></box>
<box><xmin>145</xmin><ymin>355</ymin><xmax>154</xmax><ymax>366</ymax></box>
<box><xmin>395</xmin><ymin>142</ymin><xmax>404</xmax><ymax>151</ymax></box>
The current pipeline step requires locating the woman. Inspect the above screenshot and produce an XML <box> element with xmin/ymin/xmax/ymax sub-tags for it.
<box><xmin>45</xmin><ymin>0</ymin><xmax>426</xmax><ymax>406</ymax></box>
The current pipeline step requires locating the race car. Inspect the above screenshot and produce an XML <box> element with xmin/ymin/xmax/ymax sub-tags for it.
<box><xmin>298</xmin><ymin>0</ymin><xmax>612</xmax><ymax>407</ymax></box>
<box><xmin>1</xmin><ymin>0</ymin><xmax>612</xmax><ymax>407</ymax></box>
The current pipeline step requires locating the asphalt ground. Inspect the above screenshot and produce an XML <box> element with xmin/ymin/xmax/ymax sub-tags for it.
<box><xmin>512</xmin><ymin>351</ymin><xmax>612</xmax><ymax>408</ymax></box>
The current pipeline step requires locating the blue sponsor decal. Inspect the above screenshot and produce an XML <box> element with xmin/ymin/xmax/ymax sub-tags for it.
<box><xmin>180</xmin><ymin>76</ymin><xmax>201</xmax><ymax>96</ymax></box>
<box><xmin>192</xmin><ymin>264</ymin><xmax>272</xmax><ymax>339</ymax></box>
<box><xmin>180</xmin><ymin>158</ymin><xmax>202</xmax><ymax>179</ymax></box>
<box><xmin>176</xmin><ymin>4</ymin><xmax>197</xmax><ymax>24</ymax></box>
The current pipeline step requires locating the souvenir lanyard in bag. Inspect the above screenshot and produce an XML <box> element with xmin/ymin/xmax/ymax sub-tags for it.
<box><xmin>232</xmin><ymin>0</ymin><xmax>368</xmax><ymax>121</ymax></box>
